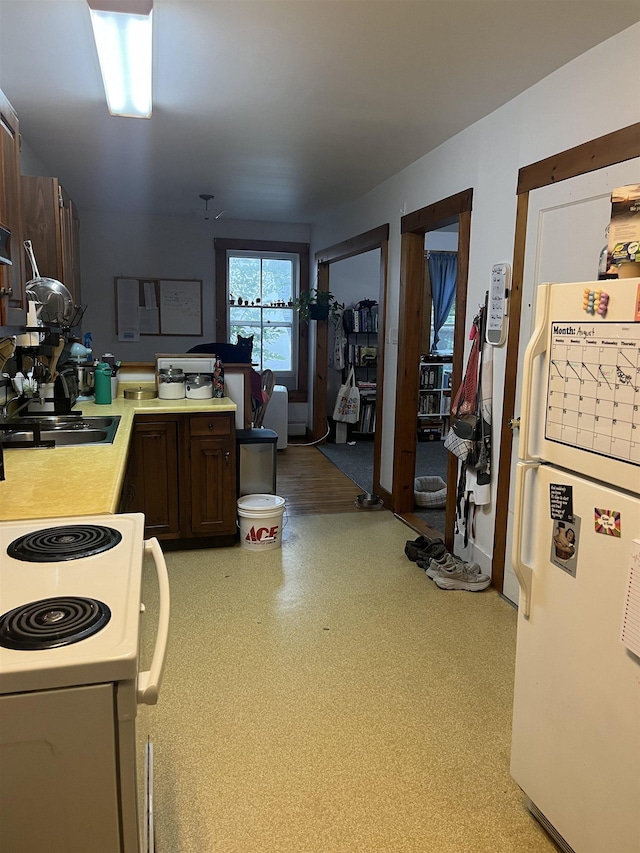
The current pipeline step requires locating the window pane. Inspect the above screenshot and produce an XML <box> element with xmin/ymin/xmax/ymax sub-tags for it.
<box><xmin>229</xmin><ymin>257</ymin><xmax>260</xmax><ymax>303</ymax></box>
<box><xmin>230</xmin><ymin>305</ymin><xmax>261</xmax><ymax>324</ymax></box>
<box><xmin>263</xmin><ymin>307</ymin><xmax>293</xmax><ymax>324</ymax></box>
<box><xmin>431</xmin><ymin>303</ymin><xmax>455</xmax><ymax>355</ymax></box>
<box><xmin>262</xmin><ymin>259</ymin><xmax>293</xmax><ymax>304</ymax></box>
<box><xmin>262</xmin><ymin>326</ymin><xmax>292</xmax><ymax>371</ymax></box>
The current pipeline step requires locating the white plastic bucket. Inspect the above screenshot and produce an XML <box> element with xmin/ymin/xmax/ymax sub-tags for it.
<box><xmin>237</xmin><ymin>494</ymin><xmax>286</xmax><ymax>551</ymax></box>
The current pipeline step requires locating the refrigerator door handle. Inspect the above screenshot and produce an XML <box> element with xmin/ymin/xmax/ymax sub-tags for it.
<box><xmin>512</xmin><ymin>460</ymin><xmax>539</xmax><ymax>618</ymax></box>
<box><xmin>137</xmin><ymin>537</ymin><xmax>171</xmax><ymax>706</ymax></box>
<box><xmin>519</xmin><ymin>282</ymin><xmax>550</xmax><ymax>462</ymax></box>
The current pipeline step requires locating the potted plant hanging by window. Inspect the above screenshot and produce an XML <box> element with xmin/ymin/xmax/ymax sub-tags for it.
<box><xmin>293</xmin><ymin>288</ymin><xmax>344</xmax><ymax>324</ymax></box>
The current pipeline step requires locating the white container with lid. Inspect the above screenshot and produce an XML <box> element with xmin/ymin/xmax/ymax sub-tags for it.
<box><xmin>186</xmin><ymin>374</ymin><xmax>213</xmax><ymax>399</ymax></box>
<box><xmin>157</xmin><ymin>366</ymin><xmax>185</xmax><ymax>399</ymax></box>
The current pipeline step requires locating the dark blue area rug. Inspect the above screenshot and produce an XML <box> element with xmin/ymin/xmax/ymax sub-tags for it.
<box><xmin>317</xmin><ymin>438</ymin><xmax>448</xmax><ymax>532</ymax></box>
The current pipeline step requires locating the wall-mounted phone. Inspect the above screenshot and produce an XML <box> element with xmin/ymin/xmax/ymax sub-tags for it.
<box><xmin>486</xmin><ymin>263</ymin><xmax>511</xmax><ymax>346</ymax></box>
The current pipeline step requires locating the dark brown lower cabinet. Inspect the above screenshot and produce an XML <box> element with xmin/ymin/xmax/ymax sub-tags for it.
<box><xmin>187</xmin><ymin>414</ymin><xmax>236</xmax><ymax>536</ymax></box>
<box><xmin>119</xmin><ymin>412</ymin><xmax>236</xmax><ymax>542</ymax></box>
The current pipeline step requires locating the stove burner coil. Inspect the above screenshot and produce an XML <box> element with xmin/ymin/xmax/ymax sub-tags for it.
<box><xmin>0</xmin><ymin>597</ymin><xmax>111</xmax><ymax>650</ymax></box>
<box><xmin>7</xmin><ymin>525</ymin><xmax>122</xmax><ymax>562</ymax></box>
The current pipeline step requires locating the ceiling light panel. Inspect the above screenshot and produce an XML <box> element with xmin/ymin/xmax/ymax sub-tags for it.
<box><xmin>88</xmin><ymin>1</ymin><xmax>153</xmax><ymax>118</ymax></box>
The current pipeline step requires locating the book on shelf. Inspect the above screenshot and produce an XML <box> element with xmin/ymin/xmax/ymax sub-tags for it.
<box><xmin>343</xmin><ymin>302</ymin><xmax>379</xmax><ymax>334</ymax></box>
<box><xmin>420</xmin><ymin>362</ymin><xmax>443</xmax><ymax>390</ymax></box>
<box><xmin>347</xmin><ymin>345</ymin><xmax>378</xmax><ymax>368</ymax></box>
<box><xmin>418</xmin><ymin>390</ymin><xmax>440</xmax><ymax>415</ymax></box>
<box><xmin>360</xmin><ymin>346</ymin><xmax>377</xmax><ymax>366</ymax></box>
<box><xmin>358</xmin><ymin>399</ymin><xmax>376</xmax><ymax>433</ymax></box>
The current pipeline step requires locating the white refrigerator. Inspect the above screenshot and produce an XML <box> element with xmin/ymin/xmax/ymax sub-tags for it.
<box><xmin>511</xmin><ymin>278</ymin><xmax>640</xmax><ymax>853</ymax></box>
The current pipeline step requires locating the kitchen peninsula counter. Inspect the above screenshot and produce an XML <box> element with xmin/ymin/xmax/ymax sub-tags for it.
<box><xmin>1</xmin><ymin>395</ymin><xmax>237</xmax><ymax>522</ymax></box>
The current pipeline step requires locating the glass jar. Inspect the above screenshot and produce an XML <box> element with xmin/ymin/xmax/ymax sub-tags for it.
<box><xmin>157</xmin><ymin>366</ymin><xmax>185</xmax><ymax>399</ymax></box>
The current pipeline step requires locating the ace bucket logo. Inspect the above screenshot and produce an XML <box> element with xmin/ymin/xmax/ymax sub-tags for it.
<box><xmin>245</xmin><ymin>524</ymin><xmax>279</xmax><ymax>544</ymax></box>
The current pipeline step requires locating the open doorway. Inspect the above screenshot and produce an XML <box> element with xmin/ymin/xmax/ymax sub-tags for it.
<box><xmin>312</xmin><ymin>225</ymin><xmax>390</xmax><ymax>502</ymax></box>
<box><xmin>413</xmin><ymin>225</ymin><xmax>459</xmax><ymax>534</ymax></box>
<box><xmin>317</xmin><ymin>250</ymin><xmax>381</xmax><ymax>494</ymax></box>
<box><xmin>392</xmin><ymin>189</ymin><xmax>472</xmax><ymax>551</ymax></box>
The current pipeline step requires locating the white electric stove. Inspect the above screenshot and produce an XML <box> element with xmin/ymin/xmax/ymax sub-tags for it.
<box><xmin>0</xmin><ymin>513</ymin><xmax>170</xmax><ymax>853</ymax></box>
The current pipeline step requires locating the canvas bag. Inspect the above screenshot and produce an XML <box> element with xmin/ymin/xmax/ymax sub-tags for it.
<box><xmin>333</xmin><ymin>366</ymin><xmax>360</xmax><ymax>424</ymax></box>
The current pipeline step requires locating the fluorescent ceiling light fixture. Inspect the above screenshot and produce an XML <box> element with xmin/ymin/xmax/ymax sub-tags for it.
<box><xmin>88</xmin><ymin>1</ymin><xmax>153</xmax><ymax>118</ymax></box>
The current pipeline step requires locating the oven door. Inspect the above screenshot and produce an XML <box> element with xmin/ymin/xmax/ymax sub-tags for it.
<box><xmin>130</xmin><ymin>538</ymin><xmax>170</xmax><ymax>853</ymax></box>
<box><xmin>139</xmin><ymin>537</ymin><xmax>170</xmax><ymax>853</ymax></box>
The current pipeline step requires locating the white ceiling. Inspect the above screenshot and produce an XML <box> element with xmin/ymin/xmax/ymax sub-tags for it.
<box><xmin>1</xmin><ymin>1</ymin><xmax>638</xmax><ymax>224</ymax></box>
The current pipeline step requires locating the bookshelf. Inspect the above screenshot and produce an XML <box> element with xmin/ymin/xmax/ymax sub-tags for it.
<box><xmin>343</xmin><ymin>301</ymin><xmax>378</xmax><ymax>438</ymax></box>
<box><xmin>418</xmin><ymin>357</ymin><xmax>452</xmax><ymax>440</ymax></box>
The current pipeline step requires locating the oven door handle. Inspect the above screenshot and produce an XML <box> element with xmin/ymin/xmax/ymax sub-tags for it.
<box><xmin>137</xmin><ymin>537</ymin><xmax>171</xmax><ymax>706</ymax></box>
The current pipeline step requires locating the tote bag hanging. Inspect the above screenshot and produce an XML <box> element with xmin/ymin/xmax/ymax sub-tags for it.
<box><xmin>333</xmin><ymin>366</ymin><xmax>360</xmax><ymax>424</ymax></box>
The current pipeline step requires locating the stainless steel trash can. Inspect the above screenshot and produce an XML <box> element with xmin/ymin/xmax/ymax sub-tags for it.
<box><xmin>236</xmin><ymin>428</ymin><xmax>278</xmax><ymax>496</ymax></box>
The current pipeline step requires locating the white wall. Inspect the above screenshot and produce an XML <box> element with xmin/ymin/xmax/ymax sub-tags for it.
<box><xmin>310</xmin><ymin>22</ymin><xmax>640</xmax><ymax>571</ymax></box>
<box><xmin>19</xmin><ymin>138</ymin><xmax>51</xmax><ymax>177</ymax></box>
<box><xmin>78</xmin><ymin>213</ymin><xmax>310</xmax><ymax>362</ymax></box>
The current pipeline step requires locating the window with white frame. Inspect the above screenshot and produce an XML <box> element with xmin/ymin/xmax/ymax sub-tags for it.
<box><xmin>228</xmin><ymin>251</ymin><xmax>298</xmax><ymax>373</ymax></box>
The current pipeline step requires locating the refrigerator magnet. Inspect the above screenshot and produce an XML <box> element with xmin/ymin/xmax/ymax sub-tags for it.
<box><xmin>550</xmin><ymin>516</ymin><xmax>581</xmax><ymax>577</ymax></box>
<box><xmin>549</xmin><ymin>483</ymin><xmax>574</xmax><ymax>522</ymax></box>
<box><xmin>594</xmin><ymin>508</ymin><xmax>621</xmax><ymax>537</ymax></box>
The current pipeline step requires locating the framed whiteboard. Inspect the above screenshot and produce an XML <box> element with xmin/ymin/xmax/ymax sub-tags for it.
<box><xmin>115</xmin><ymin>277</ymin><xmax>203</xmax><ymax>338</ymax></box>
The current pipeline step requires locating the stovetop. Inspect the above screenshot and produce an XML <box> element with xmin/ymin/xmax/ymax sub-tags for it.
<box><xmin>0</xmin><ymin>513</ymin><xmax>146</xmax><ymax>695</ymax></box>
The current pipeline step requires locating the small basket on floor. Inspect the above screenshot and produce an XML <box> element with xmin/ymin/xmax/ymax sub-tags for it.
<box><xmin>414</xmin><ymin>475</ymin><xmax>447</xmax><ymax>508</ymax></box>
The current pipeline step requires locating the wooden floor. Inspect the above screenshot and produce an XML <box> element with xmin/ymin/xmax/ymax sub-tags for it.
<box><xmin>276</xmin><ymin>445</ymin><xmax>363</xmax><ymax>515</ymax></box>
<box><xmin>276</xmin><ymin>445</ymin><xmax>443</xmax><ymax>541</ymax></box>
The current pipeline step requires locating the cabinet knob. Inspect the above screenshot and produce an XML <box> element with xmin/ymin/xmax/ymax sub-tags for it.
<box><xmin>224</xmin><ymin>450</ymin><xmax>230</xmax><ymax>464</ymax></box>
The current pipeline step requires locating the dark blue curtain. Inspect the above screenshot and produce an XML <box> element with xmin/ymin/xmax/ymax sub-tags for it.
<box><xmin>428</xmin><ymin>251</ymin><xmax>457</xmax><ymax>351</ymax></box>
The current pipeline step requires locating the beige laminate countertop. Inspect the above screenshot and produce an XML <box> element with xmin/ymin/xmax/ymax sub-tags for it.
<box><xmin>0</xmin><ymin>394</ymin><xmax>237</xmax><ymax>522</ymax></box>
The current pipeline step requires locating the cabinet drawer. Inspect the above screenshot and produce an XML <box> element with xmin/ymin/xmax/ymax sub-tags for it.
<box><xmin>189</xmin><ymin>413</ymin><xmax>232</xmax><ymax>437</ymax></box>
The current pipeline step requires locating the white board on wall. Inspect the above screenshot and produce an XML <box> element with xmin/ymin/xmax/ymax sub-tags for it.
<box><xmin>159</xmin><ymin>279</ymin><xmax>202</xmax><ymax>335</ymax></box>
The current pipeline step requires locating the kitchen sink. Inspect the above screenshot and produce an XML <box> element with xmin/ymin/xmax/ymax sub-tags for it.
<box><xmin>0</xmin><ymin>415</ymin><xmax>120</xmax><ymax>447</ymax></box>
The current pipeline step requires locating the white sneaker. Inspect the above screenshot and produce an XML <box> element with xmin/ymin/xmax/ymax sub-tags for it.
<box><xmin>433</xmin><ymin>562</ymin><xmax>491</xmax><ymax>591</ymax></box>
<box><xmin>426</xmin><ymin>554</ymin><xmax>482</xmax><ymax>580</ymax></box>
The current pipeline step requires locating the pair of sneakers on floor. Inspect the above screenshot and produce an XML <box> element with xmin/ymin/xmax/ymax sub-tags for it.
<box><xmin>404</xmin><ymin>535</ymin><xmax>490</xmax><ymax>592</ymax></box>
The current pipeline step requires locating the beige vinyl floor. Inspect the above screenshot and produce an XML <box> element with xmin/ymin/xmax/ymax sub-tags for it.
<box><xmin>146</xmin><ymin>511</ymin><xmax>558</xmax><ymax>853</ymax></box>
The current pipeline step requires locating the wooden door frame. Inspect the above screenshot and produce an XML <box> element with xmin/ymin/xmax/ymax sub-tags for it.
<box><xmin>313</xmin><ymin>224</ymin><xmax>390</xmax><ymax>502</ymax></box>
<box><xmin>393</xmin><ymin>189</ymin><xmax>473</xmax><ymax>550</ymax></box>
<box><xmin>491</xmin><ymin>122</ymin><xmax>640</xmax><ymax>592</ymax></box>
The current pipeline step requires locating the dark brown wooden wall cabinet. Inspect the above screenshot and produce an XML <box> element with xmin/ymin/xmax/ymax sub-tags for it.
<box><xmin>120</xmin><ymin>412</ymin><xmax>237</xmax><ymax>541</ymax></box>
<box><xmin>0</xmin><ymin>87</ymin><xmax>26</xmax><ymax>326</ymax></box>
<box><xmin>21</xmin><ymin>175</ymin><xmax>82</xmax><ymax>305</ymax></box>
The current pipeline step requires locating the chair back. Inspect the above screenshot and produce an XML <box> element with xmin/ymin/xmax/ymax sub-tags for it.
<box><xmin>253</xmin><ymin>369</ymin><xmax>275</xmax><ymax>428</ymax></box>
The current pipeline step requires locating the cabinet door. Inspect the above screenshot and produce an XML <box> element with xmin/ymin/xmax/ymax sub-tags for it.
<box><xmin>21</xmin><ymin>177</ymin><xmax>82</xmax><ymax>306</ymax></box>
<box><xmin>0</xmin><ymin>88</ymin><xmax>25</xmax><ymax>326</ymax></box>
<box><xmin>59</xmin><ymin>185</ymin><xmax>81</xmax><ymax>305</ymax></box>
<box><xmin>188</xmin><ymin>414</ymin><xmax>236</xmax><ymax>536</ymax></box>
<box><xmin>128</xmin><ymin>417</ymin><xmax>180</xmax><ymax>539</ymax></box>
